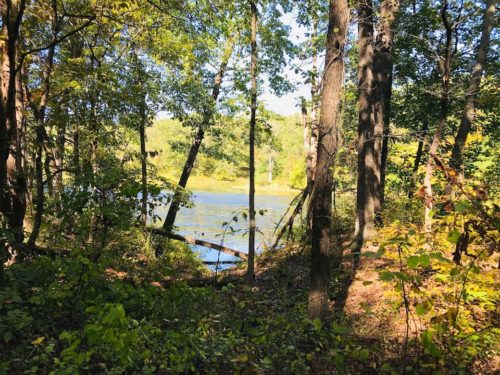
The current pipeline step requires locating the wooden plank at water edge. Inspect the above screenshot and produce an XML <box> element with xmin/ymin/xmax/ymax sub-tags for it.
<box><xmin>148</xmin><ymin>228</ymin><xmax>248</xmax><ymax>260</ymax></box>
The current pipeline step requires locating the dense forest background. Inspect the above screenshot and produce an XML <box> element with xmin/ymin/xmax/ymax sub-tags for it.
<box><xmin>0</xmin><ymin>0</ymin><xmax>498</xmax><ymax>373</ymax></box>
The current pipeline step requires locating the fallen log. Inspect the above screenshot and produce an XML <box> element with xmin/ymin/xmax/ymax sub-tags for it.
<box><xmin>148</xmin><ymin>228</ymin><xmax>248</xmax><ymax>260</ymax></box>
<box><xmin>203</xmin><ymin>260</ymin><xmax>242</xmax><ymax>265</ymax></box>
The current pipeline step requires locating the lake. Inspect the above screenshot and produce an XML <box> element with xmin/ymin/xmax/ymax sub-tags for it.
<box><xmin>154</xmin><ymin>190</ymin><xmax>296</xmax><ymax>265</ymax></box>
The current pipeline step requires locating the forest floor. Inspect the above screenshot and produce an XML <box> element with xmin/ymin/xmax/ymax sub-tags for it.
<box><xmin>212</xmin><ymin>239</ymin><xmax>499</xmax><ymax>374</ymax></box>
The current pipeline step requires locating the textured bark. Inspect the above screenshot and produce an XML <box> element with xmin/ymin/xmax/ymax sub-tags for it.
<box><xmin>374</xmin><ymin>0</ymin><xmax>399</xmax><ymax>218</ymax></box>
<box><xmin>355</xmin><ymin>0</ymin><xmax>376</xmax><ymax>245</ymax></box>
<box><xmin>450</xmin><ymin>0</ymin><xmax>495</xmax><ymax>174</ymax></box>
<box><xmin>423</xmin><ymin>1</ymin><xmax>454</xmax><ymax>234</ymax></box>
<box><xmin>162</xmin><ymin>36</ymin><xmax>236</xmax><ymax>233</ymax></box>
<box><xmin>0</xmin><ymin>1</ymin><xmax>27</xmax><ymax>253</ymax></box>
<box><xmin>308</xmin><ymin>0</ymin><xmax>349</xmax><ymax>320</ymax></box>
<box><xmin>408</xmin><ymin>115</ymin><xmax>429</xmax><ymax>199</ymax></box>
<box><xmin>246</xmin><ymin>0</ymin><xmax>257</xmax><ymax>284</ymax></box>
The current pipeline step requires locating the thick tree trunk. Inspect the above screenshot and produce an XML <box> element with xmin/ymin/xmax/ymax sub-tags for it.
<box><xmin>373</xmin><ymin>0</ymin><xmax>399</xmax><ymax>221</ymax></box>
<box><xmin>449</xmin><ymin>0</ymin><xmax>495</xmax><ymax>174</ymax></box>
<box><xmin>308</xmin><ymin>0</ymin><xmax>348</xmax><ymax>320</ymax></box>
<box><xmin>355</xmin><ymin>0</ymin><xmax>376</xmax><ymax>245</ymax></box>
<box><xmin>162</xmin><ymin>36</ymin><xmax>236</xmax><ymax>233</ymax></box>
<box><xmin>408</xmin><ymin>115</ymin><xmax>429</xmax><ymax>199</ymax></box>
<box><xmin>423</xmin><ymin>1</ymin><xmax>453</xmax><ymax>234</ymax></box>
<box><xmin>0</xmin><ymin>2</ymin><xmax>27</xmax><ymax>262</ymax></box>
<box><xmin>246</xmin><ymin>0</ymin><xmax>257</xmax><ymax>284</ymax></box>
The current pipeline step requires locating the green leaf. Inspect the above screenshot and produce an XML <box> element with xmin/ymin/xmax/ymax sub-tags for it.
<box><xmin>416</xmin><ymin>303</ymin><xmax>427</xmax><ymax>316</ymax></box>
<box><xmin>454</xmin><ymin>200</ymin><xmax>470</xmax><ymax>212</ymax></box>
<box><xmin>419</xmin><ymin>254</ymin><xmax>430</xmax><ymax>267</ymax></box>
<box><xmin>447</xmin><ymin>230</ymin><xmax>461</xmax><ymax>244</ymax></box>
<box><xmin>421</xmin><ymin>330</ymin><xmax>441</xmax><ymax>358</ymax></box>
<box><xmin>379</xmin><ymin>271</ymin><xmax>394</xmax><ymax>281</ymax></box>
<box><xmin>311</xmin><ymin>318</ymin><xmax>323</xmax><ymax>331</ymax></box>
<box><xmin>359</xmin><ymin>348</ymin><xmax>369</xmax><ymax>361</ymax></box>
<box><xmin>362</xmin><ymin>280</ymin><xmax>373</xmax><ymax>286</ymax></box>
<box><xmin>407</xmin><ymin>256</ymin><xmax>420</xmax><ymax>269</ymax></box>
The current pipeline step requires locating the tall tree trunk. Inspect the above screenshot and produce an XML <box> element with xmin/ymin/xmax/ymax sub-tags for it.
<box><xmin>27</xmin><ymin>0</ymin><xmax>57</xmax><ymax>249</ymax></box>
<box><xmin>408</xmin><ymin>114</ymin><xmax>429</xmax><ymax>199</ymax></box>
<box><xmin>246</xmin><ymin>0</ymin><xmax>257</xmax><ymax>284</ymax></box>
<box><xmin>423</xmin><ymin>1</ymin><xmax>453</xmax><ymax>234</ymax></box>
<box><xmin>355</xmin><ymin>0</ymin><xmax>376</xmax><ymax>246</ymax></box>
<box><xmin>373</xmin><ymin>0</ymin><xmax>399</xmax><ymax>222</ymax></box>
<box><xmin>449</xmin><ymin>0</ymin><xmax>495</xmax><ymax>174</ymax></box>
<box><xmin>307</xmin><ymin>17</ymin><xmax>319</xmax><ymax>229</ymax></box>
<box><xmin>139</xmin><ymin>96</ymin><xmax>148</xmax><ymax>226</ymax></box>
<box><xmin>162</xmin><ymin>35</ymin><xmax>236</xmax><ymax>233</ymax></box>
<box><xmin>1</xmin><ymin>2</ymin><xmax>27</xmax><ymax>273</ymax></box>
<box><xmin>308</xmin><ymin>0</ymin><xmax>349</xmax><ymax>320</ymax></box>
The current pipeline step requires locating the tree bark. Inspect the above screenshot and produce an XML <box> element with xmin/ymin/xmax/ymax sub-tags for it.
<box><xmin>308</xmin><ymin>0</ymin><xmax>349</xmax><ymax>320</ymax></box>
<box><xmin>449</xmin><ymin>0</ymin><xmax>495</xmax><ymax>174</ymax></box>
<box><xmin>162</xmin><ymin>35</ymin><xmax>236</xmax><ymax>233</ymax></box>
<box><xmin>246</xmin><ymin>0</ymin><xmax>257</xmax><ymax>284</ymax></box>
<box><xmin>374</xmin><ymin>0</ymin><xmax>399</xmax><ymax>221</ymax></box>
<box><xmin>0</xmin><ymin>1</ymin><xmax>27</xmax><ymax>263</ymax></box>
<box><xmin>355</xmin><ymin>0</ymin><xmax>376</xmax><ymax>245</ymax></box>
<box><xmin>408</xmin><ymin>114</ymin><xmax>429</xmax><ymax>199</ymax></box>
<box><xmin>423</xmin><ymin>0</ymin><xmax>454</xmax><ymax>234</ymax></box>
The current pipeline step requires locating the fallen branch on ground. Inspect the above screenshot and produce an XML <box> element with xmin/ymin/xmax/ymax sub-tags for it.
<box><xmin>147</xmin><ymin>228</ymin><xmax>248</xmax><ymax>260</ymax></box>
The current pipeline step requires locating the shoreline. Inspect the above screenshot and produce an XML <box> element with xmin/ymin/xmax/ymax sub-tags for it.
<box><xmin>172</xmin><ymin>175</ymin><xmax>301</xmax><ymax>196</ymax></box>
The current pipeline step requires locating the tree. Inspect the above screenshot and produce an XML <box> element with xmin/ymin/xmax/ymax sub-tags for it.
<box><xmin>308</xmin><ymin>0</ymin><xmax>349</xmax><ymax>320</ymax></box>
<box><xmin>449</xmin><ymin>0</ymin><xmax>495</xmax><ymax>175</ymax></box>
<box><xmin>355</xmin><ymin>0</ymin><xmax>376</xmax><ymax>246</ymax></box>
<box><xmin>423</xmin><ymin>0</ymin><xmax>459</xmax><ymax>233</ymax></box>
<box><xmin>162</xmin><ymin>33</ymin><xmax>238</xmax><ymax>233</ymax></box>
<box><xmin>246</xmin><ymin>0</ymin><xmax>258</xmax><ymax>284</ymax></box>
<box><xmin>373</xmin><ymin>0</ymin><xmax>399</xmax><ymax>219</ymax></box>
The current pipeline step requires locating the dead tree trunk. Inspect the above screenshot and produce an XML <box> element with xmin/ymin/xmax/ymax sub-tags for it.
<box><xmin>449</xmin><ymin>0</ymin><xmax>495</xmax><ymax>174</ymax></box>
<box><xmin>162</xmin><ymin>35</ymin><xmax>236</xmax><ymax>233</ymax></box>
<box><xmin>308</xmin><ymin>0</ymin><xmax>349</xmax><ymax>320</ymax></box>
<box><xmin>246</xmin><ymin>0</ymin><xmax>258</xmax><ymax>284</ymax></box>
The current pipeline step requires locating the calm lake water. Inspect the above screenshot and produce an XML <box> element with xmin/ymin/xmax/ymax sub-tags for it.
<box><xmin>154</xmin><ymin>190</ymin><xmax>295</xmax><ymax>264</ymax></box>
